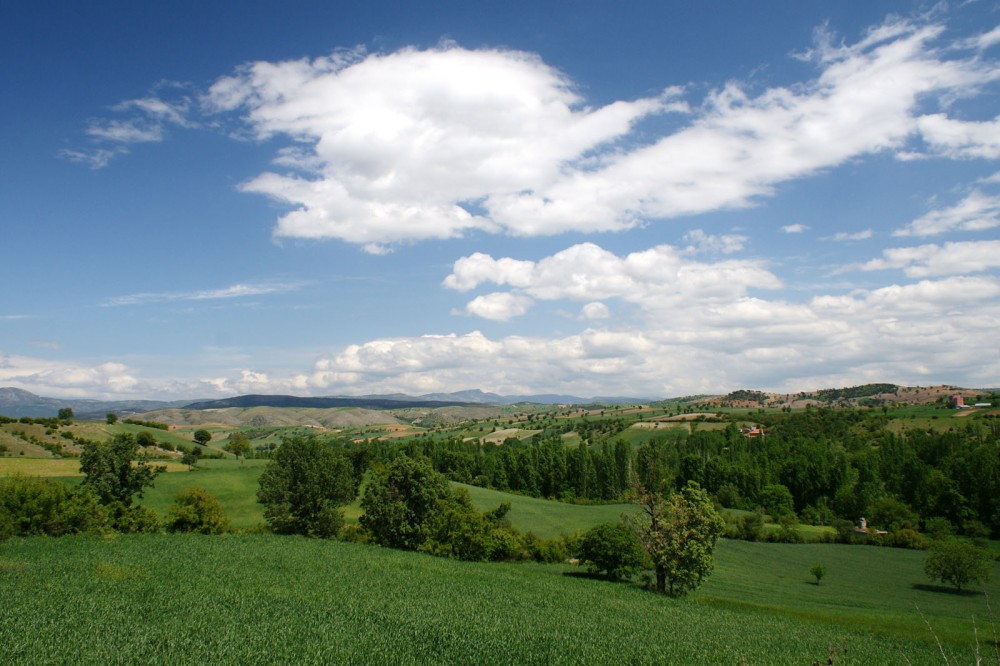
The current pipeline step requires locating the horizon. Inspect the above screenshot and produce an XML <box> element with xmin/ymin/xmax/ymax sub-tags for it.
<box><xmin>3</xmin><ymin>1</ymin><xmax>999</xmax><ymax>400</ymax></box>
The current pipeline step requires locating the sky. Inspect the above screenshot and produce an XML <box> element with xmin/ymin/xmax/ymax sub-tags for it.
<box><xmin>2</xmin><ymin>1</ymin><xmax>1000</xmax><ymax>400</ymax></box>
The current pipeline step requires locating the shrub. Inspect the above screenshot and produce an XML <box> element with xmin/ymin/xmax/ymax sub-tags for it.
<box><xmin>166</xmin><ymin>487</ymin><xmax>230</xmax><ymax>534</ymax></box>
<box><xmin>0</xmin><ymin>476</ymin><xmax>107</xmax><ymax>536</ymax></box>
<box><xmin>577</xmin><ymin>522</ymin><xmax>646</xmax><ymax>580</ymax></box>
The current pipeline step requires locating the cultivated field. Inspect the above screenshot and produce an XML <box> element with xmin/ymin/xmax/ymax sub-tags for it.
<box><xmin>1</xmin><ymin>534</ymin><xmax>987</xmax><ymax>664</ymax></box>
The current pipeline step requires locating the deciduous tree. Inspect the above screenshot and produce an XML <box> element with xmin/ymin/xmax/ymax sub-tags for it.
<box><xmin>257</xmin><ymin>436</ymin><xmax>356</xmax><ymax>538</ymax></box>
<box><xmin>923</xmin><ymin>537</ymin><xmax>992</xmax><ymax>592</ymax></box>
<box><xmin>626</xmin><ymin>480</ymin><xmax>725</xmax><ymax>596</ymax></box>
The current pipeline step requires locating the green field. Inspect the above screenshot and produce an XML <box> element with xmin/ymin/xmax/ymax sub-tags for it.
<box><xmin>1</xmin><ymin>534</ymin><xmax>989</xmax><ymax>664</ymax></box>
<box><xmin>460</xmin><ymin>483</ymin><xmax>640</xmax><ymax>538</ymax></box>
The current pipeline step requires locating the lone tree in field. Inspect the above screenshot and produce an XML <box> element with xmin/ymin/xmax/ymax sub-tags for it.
<box><xmin>193</xmin><ymin>429</ymin><xmax>212</xmax><ymax>447</ymax></box>
<box><xmin>257</xmin><ymin>436</ymin><xmax>356</xmax><ymax>538</ymax></box>
<box><xmin>224</xmin><ymin>432</ymin><xmax>252</xmax><ymax>463</ymax></box>
<box><xmin>923</xmin><ymin>537</ymin><xmax>993</xmax><ymax>592</ymax></box>
<box><xmin>626</xmin><ymin>480</ymin><xmax>725</xmax><ymax>596</ymax></box>
<box><xmin>810</xmin><ymin>563</ymin><xmax>826</xmax><ymax>585</ymax></box>
<box><xmin>58</xmin><ymin>407</ymin><xmax>73</xmax><ymax>421</ymax></box>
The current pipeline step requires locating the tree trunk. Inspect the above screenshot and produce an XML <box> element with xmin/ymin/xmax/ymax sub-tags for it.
<box><xmin>655</xmin><ymin>565</ymin><xmax>666</xmax><ymax>594</ymax></box>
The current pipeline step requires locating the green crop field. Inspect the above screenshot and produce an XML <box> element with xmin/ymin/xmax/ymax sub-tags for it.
<box><xmin>459</xmin><ymin>483</ymin><xmax>641</xmax><ymax>538</ymax></box>
<box><xmin>1</xmin><ymin>534</ymin><xmax>981</xmax><ymax>664</ymax></box>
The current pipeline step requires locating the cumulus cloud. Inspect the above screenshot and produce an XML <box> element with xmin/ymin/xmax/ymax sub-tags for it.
<box><xmin>782</xmin><ymin>224</ymin><xmax>809</xmax><ymax>233</ymax></box>
<box><xmin>0</xmin><ymin>353</ymin><xmax>140</xmax><ymax>398</ymax></box>
<box><xmin>894</xmin><ymin>190</ymin><xmax>1000</xmax><ymax>236</ymax></box>
<box><xmin>59</xmin><ymin>15</ymin><xmax>991</xmax><ymax>247</ymax></box>
<box><xmin>462</xmin><ymin>292</ymin><xmax>534</xmax><ymax>321</ymax></box>
<box><xmin>682</xmin><ymin>229</ymin><xmax>747</xmax><ymax>254</ymax></box>
<box><xmin>857</xmin><ymin>239</ymin><xmax>1000</xmax><ymax>277</ymax></box>
<box><xmin>445</xmin><ymin>242</ymin><xmax>782</xmax><ymax>316</ymax></box>
<box><xmin>580</xmin><ymin>302</ymin><xmax>611</xmax><ymax>320</ymax></box>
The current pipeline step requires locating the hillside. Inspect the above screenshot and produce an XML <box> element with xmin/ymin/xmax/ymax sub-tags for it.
<box><xmin>0</xmin><ymin>535</ymin><xmax>977</xmax><ymax>663</ymax></box>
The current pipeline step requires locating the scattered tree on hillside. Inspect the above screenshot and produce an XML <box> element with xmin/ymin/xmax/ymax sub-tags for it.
<box><xmin>923</xmin><ymin>537</ymin><xmax>993</xmax><ymax>592</ymax></box>
<box><xmin>577</xmin><ymin>522</ymin><xmax>647</xmax><ymax>580</ymax></box>
<box><xmin>626</xmin><ymin>480</ymin><xmax>725</xmax><ymax>596</ymax></box>
<box><xmin>58</xmin><ymin>408</ymin><xmax>73</xmax><ymax>421</ymax></box>
<box><xmin>193</xmin><ymin>429</ymin><xmax>212</xmax><ymax>446</ymax></box>
<box><xmin>181</xmin><ymin>447</ymin><xmax>201</xmax><ymax>470</ymax></box>
<box><xmin>257</xmin><ymin>436</ymin><xmax>356</xmax><ymax>538</ymax></box>
<box><xmin>224</xmin><ymin>432</ymin><xmax>252</xmax><ymax>463</ymax></box>
<box><xmin>80</xmin><ymin>433</ymin><xmax>163</xmax><ymax>506</ymax></box>
<box><xmin>136</xmin><ymin>431</ymin><xmax>156</xmax><ymax>448</ymax></box>
<box><xmin>106</xmin><ymin>413</ymin><xmax>118</xmax><ymax>425</ymax></box>
<box><xmin>79</xmin><ymin>433</ymin><xmax>163</xmax><ymax>532</ymax></box>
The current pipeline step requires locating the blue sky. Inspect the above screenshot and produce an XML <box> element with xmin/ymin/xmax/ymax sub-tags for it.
<box><xmin>2</xmin><ymin>1</ymin><xmax>999</xmax><ymax>399</ymax></box>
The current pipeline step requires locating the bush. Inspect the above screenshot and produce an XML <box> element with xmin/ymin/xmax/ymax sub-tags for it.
<box><xmin>166</xmin><ymin>487</ymin><xmax>230</xmax><ymax>534</ymax></box>
<box><xmin>887</xmin><ymin>528</ymin><xmax>927</xmax><ymax>550</ymax></box>
<box><xmin>106</xmin><ymin>502</ymin><xmax>160</xmax><ymax>534</ymax></box>
<box><xmin>0</xmin><ymin>476</ymin><xmax>107</xmax><ymax>536</ymax></box>
<box><xmin>577</xmin><ymin>522</ymin><xmax>646</xmax><ymax>580</ymax></box>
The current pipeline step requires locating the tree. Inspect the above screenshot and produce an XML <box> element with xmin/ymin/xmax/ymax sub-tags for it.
<box><xmin>0</xmin><ymin>476</ymin><xmax>106</xmax><ymax>537</ymax></box>
<box><xmin>626</xmin><ymin>480</ymin><xmax>725</xmax><ymax>596</ymax></box>
<box><xmin>136</xmin><ymin>431</ymin><xmax>156</xmax><ymax>448</ymax></box>
<box><xmin>80</xmin><ymin>434</ymin><xmax>164</xmax><ymax>507</ymax></box>
<box><xmin>810</xmin><ymin>563</ymin><xmax>826</xmax><ymax>585</ymax></box>
<box><xmin>193</xmin><ymin>429</ymin><xmax>212</xmax><ymax>446</ymax></box>
<box><xmin>224</xmin><ymin>432</ymin><xmax>252</xmax><ymax>463</ymax></box>
<box><xmin>577</xmin><ymin>522</ymin><xmax>647</xmax><ymax>580</ymax></box>
<box><xmin>181</xmin><ymin>447</ymin><xmax>201</xmax><ymax>470</ymax></box>
<box><xmin>106</xmin><ymin>413</ymin><xmax>119</xmax><ymax>425</ymax></box>
<box><xmin>58</xmin><ymin>407</ymin><xmax>73</xmax><ymax>421</ymax></box>
<box><xmin>360</xmin><ymin>456</ymin><xmax>452</xmax><ymax>550</ymax></box>
<box><xmin>923</xmin><ymin>537</ymin><xmax>993</xmax><ymax>592</ymax></box>
<box><xmin>166</xmin><ymin>487</ymin><xmax>229</xmax><ymax>534</ymax></box>
<box><xmin>257</xmin><ymin>436</ymin><xmax>356</xmax><ymax>538</ymax></box>
<box><xmin>759</xmin><ymin>483</ymin><xmax>795</xmax><ymax>518</ymax></box>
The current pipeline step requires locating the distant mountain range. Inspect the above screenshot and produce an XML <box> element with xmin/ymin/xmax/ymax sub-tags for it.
<box><xmin>0</xmin><ymin>387</ymin><xmax>653</xmax><ymax>418</ymax></box>
<box><xmin>0</xmin><ymin>387</ymin><xmax>191</xmax><ymax>419</ymax></box>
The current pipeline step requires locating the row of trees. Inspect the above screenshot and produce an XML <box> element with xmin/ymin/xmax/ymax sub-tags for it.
<box><xmin>351</xmin><ymin>409</ymin><xmax>1000</xmax><ymax>538</ymax></box>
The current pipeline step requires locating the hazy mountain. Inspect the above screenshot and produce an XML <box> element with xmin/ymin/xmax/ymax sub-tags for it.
<box><xmin>0</xmin><ymin>387</ymin><xmax>189</xmax><ymax>418</ymax></box>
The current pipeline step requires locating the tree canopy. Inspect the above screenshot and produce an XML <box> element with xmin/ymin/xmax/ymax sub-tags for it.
<box><xmin>257</xmin><ymin>436</ymin><xmax>356</xmax><ymax>538</ymax></box>
<box><xmin>80</xmin><ymin>433</ymin><xmax>164</xmax><ymax>507</ymax></box>
<box><xmin>627</xmin><ymin>480</ymin><xmax>725</xmax><ymax>596</ymax></box>
<box><xmin>923</xmin><ymin>537</ymin><xmax>993</xmax><ymax>592</ymax></box>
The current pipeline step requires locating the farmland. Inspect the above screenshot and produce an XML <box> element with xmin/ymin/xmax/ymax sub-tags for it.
<box><xmin>1</xmin><ymin>533</ymin><xmax>992</xmax><ymax>664</ymax></box>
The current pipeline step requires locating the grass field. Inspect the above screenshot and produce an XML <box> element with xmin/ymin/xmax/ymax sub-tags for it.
<box><xmin>459</xmin><ymin>483</ymin><xmax>641</xmax><ymax>538</ymax></box>
<box><xmin>1</xmin><ymin>534</ymin><xmax>987</xmax><ymax>664</ymax></box>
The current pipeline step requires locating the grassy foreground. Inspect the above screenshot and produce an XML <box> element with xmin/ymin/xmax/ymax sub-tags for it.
<box><xmin>0</xmin><ymin>534</ymin><xmax>970</xmax><ymax>665</ymax></box>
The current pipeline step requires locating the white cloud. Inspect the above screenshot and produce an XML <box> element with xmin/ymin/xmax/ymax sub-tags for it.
<box><xmin>446</xmin><ymin>242</ymin><xmax>781</xmax><ymax>318</ymax></box>
<box><xmin>462</xmin><ymin>292</ymin><xmax>534</xmax><ymax>321</ymax></box>
<box><xmin>103</xmin><ymin>281</ymin><xmax>302</xmax><ymax>306</ymax></box>
<box><xmin>123</xmin><ymin>16</ymin><xmax>998</xmax><ymax>249</ymax></box>
<box><xmin>857</xmin><ymin>239</ymin><xmax>1000</xmax><ymax>276</ymax></box>
<box><xmin>682</xmin><ymin>229</ymin><xmax>747</xmax><ymax>254</ymax></box>
<box><xmin>894</xmin><ymin>190</ymin><xmax>1000</xmax><ymax>236</ymax></box>
<box><xmin>917</xmin><ymin>114</ymin><xmax>1000</xmax><ymax>159</ymax></box>
<box><xmin>781</xmin><ymin>224</ymin><xmax>809</xmax><ymax>233</ymax></box>
<box><xmin>580</xmin><ymin>302</ymin><xmax>610</xmax><ymax>320</ymax></box>
<box><xmin>826</xmin><ymin>229</ymin><xmax>873</xmax><ymax>241</ymax></box>
<box><xmin>0</xmin><ymin>353</ymin><xmax>140</xmax><ymax>398</ymax></box>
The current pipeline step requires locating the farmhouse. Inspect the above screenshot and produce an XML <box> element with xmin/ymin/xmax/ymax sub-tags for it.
<box><xmin>739</xmin><ymin>425</ymin><xmax>764</xmax><ymax>440</ymax></box>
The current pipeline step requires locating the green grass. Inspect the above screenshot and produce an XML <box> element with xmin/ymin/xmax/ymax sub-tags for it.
<box><xmin>0</xmin><ymin>534</ymin><xmax>966</xmax><ymax>664</ymax></box>
<box><xmin>137</xmin><ymin>459</ymin><xmax>268</xmax><ymax>529</ymax></box>
<box><xmin>701</xmin><ymin>539</ymin><xmax>1000</xmax><ymax>654</ymax></box>
<box><xmin>459</xmin><ymin>483</ymin><xmax>642</xmax><ymax>539</ymax></box>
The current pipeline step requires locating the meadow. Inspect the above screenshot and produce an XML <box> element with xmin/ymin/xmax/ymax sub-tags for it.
<box><xmin>1</xmin><ymin>533</ymin><xmax>990</xmax><ymax>664</ymax></box>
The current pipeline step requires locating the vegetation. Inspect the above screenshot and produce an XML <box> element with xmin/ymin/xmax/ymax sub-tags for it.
<box><xmin>165</xmin><ymin>487</ymin><xmax>229</xmax><ymax>534</ymax></box>
<box><xmin>256</xmin><ymin>436</ymin><xmax>356</xmax><ymax>537</ymax></box>
<box><xmin>577</xmin><ymin>522</ymin><xmax>646</xmax><ymax>580</ymax></box>
<box><xmin>810</xmin><ymin>562</ymin><xmax>826</xmax><ymax>585</ymax></box>
<box><xmin>923</xmin><ymin>537</ymin><xmax>993</xmax><ymax>592</ymax></box>
<box><xmin>627</xmin><ymin>481</ymin><xmax>725</xmax><ymax>596</ymax></box>
<box><xmin>0</xmin><ymin>535</ymin><xmax>986</xmax><ymax>664</ymax></box>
